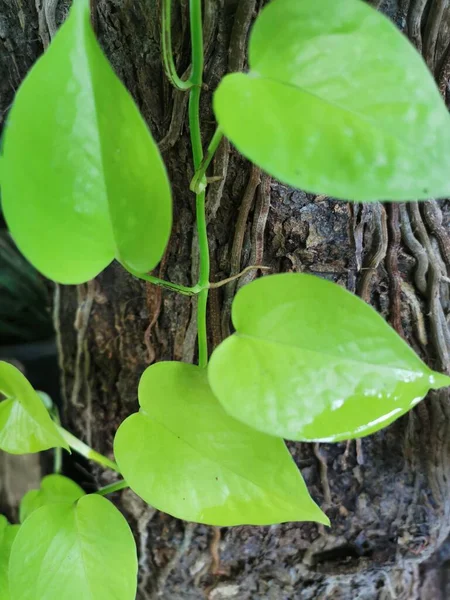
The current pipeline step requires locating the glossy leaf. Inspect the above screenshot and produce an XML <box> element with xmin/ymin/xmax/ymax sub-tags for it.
<box><xmin>114</xmin><ymin>362</ymin><xmax>328</xmax><ymax>526</ymax></box>
<box><xmin>19</xmin><ymin>475</ymin><xmax>85</xmax><ymax>523</ymax></box>
<box><xmin>0</xmin><ymin>361</ymin><xmax>68</xmax><ymax>454</ymax></box>
<box><xmin>9</xmin><ymin>495</ymin><xmax>137</xmax><ymax>600</ymax></box>
<box><xmin>0</xmin><ymin>0</ymin><xmax>172</xmax><ymax>284</ymax></box>
<box><xmin>0</xmin><ymin>516</ymin><xmax>19</xmax><ymax>600</ymax></box>
<box><xmin>213</xmin><ymin>0</ymin><xmax>450</xmax><ymax>201</ymax></box>
<box><xmin>208</xmin><ymin>274</ymin><xmax>450</xmax><ymax>442</ymax></box>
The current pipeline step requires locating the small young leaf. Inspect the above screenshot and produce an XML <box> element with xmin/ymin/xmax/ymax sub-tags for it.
<box><xmin>0</xmin><ymin>0</ymin><xmax>172</xmax><ymax>284</ymax></box>
<box><xmin>213</xmin><ymin>0</ymin><xmax>450</xmax><ymax>201</ymax></box>
<box><xmin>208</xmin><ymin>274</ymin><xmax>450</xmax><ymax>442</ymax></box>
<box><xmin>9</xmin><ymin>495</ymin><xmax>137</xmax><ymax>600</ymax></box>
<box><xmin>0</xmin><ymin>361</ymin><xmax>68</xmax><ymax>454</ymax></box>
<box><xmin>0</xmin><ymin>516</ymin><xmax>19</xmax><ymax>600</ymax></box>
<box><xmin>19</xmin><ymin>474</ymin><xmax>85</xmax><ymax>523</ymax></box>
<box><xmin>114</xmin><ymin>362</ymin><xmax>328</xmax><ymax>526</ymax></box>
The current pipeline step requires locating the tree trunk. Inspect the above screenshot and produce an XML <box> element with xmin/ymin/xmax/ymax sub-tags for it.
<box><xmin>2</xmin><ymin>0</ymin><xmax>450</xmax><ymax>598</ymax></box>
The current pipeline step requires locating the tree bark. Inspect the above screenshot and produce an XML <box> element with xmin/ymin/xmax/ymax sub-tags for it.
<box><xmin>2</xmin><ymin>0</ymin><xmax>450</xmax><ymax>598</ymax></box>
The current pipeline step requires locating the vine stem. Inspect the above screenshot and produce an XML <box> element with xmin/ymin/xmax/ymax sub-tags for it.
<box><xmin>57</xmin><ymin>426</ymin><xmax>121</xmax><ymax>473</ymax></box>
<box><xmin>50</xmin><ymin>404</ymin><xmax>62</xmax><ymax>474</ymax></box>
<box><xmin>37</xmin><ymin>392</ymin><xmax>63</xmax><ymax>473</ymax></box>
<box><xmin>121</xmin><ymin>261</ymin><xmax>200</xmax><ymax>296</ymax></box>
<box><xmin>161</xmin><ymin>0</ymin><xmax>193</xmax><ymax>90</ymax></box>
<box><xmin>190</xmin><ymin>127</ymin><xmax>224</xmax><ymax>194</ymax></box>
<box><xmin>188</xmin><ymin>0</ymin><xmax>210</xmax><ymax>368</ymax></box>
<box><xmin>188</xmin><ymin>0</ymin><xmax>204</xmax><ymax>87</ymax></box>
<box><xmin>96</xmin><ymin>480</ymin><xmax>129</xmax><ymax>496</ymax></box>
<box><xmin>126</xmin><ymin>263</ymin><xmax>266</xmax><ymax>296</ymax></box>
<box><xmin>131</xmin><ymin>0</ymin><xmax>224</xmax><ymax>326</ymax></box>
<box><xmin>196</xmin><ymin>189</ymin><xmax>209</xmax><ymax>368</ymax></box>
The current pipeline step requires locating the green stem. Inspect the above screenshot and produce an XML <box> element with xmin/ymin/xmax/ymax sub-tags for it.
<box><xmin>188</xmin><ymin>0</ymin><xmax>209</xmax><ymax>368</ymax></box>
<box><xmin>122</xmin><ymin>262</ymin><xmax>201</xmax><ymax>296</ymax></box>
<box><xmin>54</xmin><ymin>445</ymin><xmax>63</xmax><ymax>475</ymax></box>
<box><xmin>189</xmin><ymin>0</ymin><xmax>204</xmax><ymax>87</ymax></box>
<box><xmin>57</xmin><ymin>427</ymin><xmax>120</xmax><ymax>474</ymax></box>
<box><xmin>161</xmin><ymin>0</ymin><xmax>193</xmax><ymax>91</ymax></box>
<box><xmin>37</xmin><ymin>392</ymin><xmax>62</xmax><ymax>474</ymax></box>
<box><xmin>196</xmin><ymin>190</ymin><xmax>209</xmax><ymax>368</ymax></box>
<box><xmin>96</xmin><ymin>480</ymin><xmax>129</xmax><ymax>496</ymax></box>
<box><xmin>190</xmin><ymin>127</ymin><xmax>224</xmax><ymax>193</ymax></box>
<box><xmin>51</xmin><ymin>405</ymin><xmax>62</xmax><ymax>474</ymax></box>
<box><xmin>188</xmin><ymin>86</ymin><xmax>204</xmax><ymax>168</ymax></box>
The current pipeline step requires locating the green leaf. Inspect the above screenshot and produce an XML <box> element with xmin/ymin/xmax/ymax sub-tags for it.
<box><xmin>0</xmin><ymin>361</ymin><xmax>68</xmax><ymax>454</ymax></box>
<box><xmin>19</xmin><ymin>475</ymin><xmax>85</xmax><ymax>523</ymax></box>
<box><xmin>9</xmin><ymin>495</ymin><xmax>137</xmax><ymax>600</ymax></box>
<box><xmin>0</xmin><ymin>0</ymin><xmax>172</xmax><ymax>284</ymax></box>
<box><xmin>0</xmin><ymin>516</ymin><xmax>19</xmax><ymax>600</ymax></box>
<box><xmin>114</xmin><ymin>361</ymin><xmax>328</xmax><ymax>526</ymax></box>
<box><xmin>208</xmin><ymin>274</ymin><xmax>450</xmax><ymax>442</ymax></box>
<box><xmin>213</xmin><ymin>0</ymin><xmax>450</xmax><ymax>201</ymax></box>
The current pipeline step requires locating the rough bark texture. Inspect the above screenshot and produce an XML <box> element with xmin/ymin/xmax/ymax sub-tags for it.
<box><xmin>2</xmin><ymin>0</ymin><xmax>450</xmax><ymax>598</ymax></box>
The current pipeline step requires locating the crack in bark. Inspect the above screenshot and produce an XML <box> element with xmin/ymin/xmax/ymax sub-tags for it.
<box><xmin>358</xmin><ymin>204</ymin><xmax>389</xmax><ymax>302</ymax></box>
<box><xmin>386</xmin><ymin>203</ymin><xmax>405</xmax><ymax>337</ymax></box>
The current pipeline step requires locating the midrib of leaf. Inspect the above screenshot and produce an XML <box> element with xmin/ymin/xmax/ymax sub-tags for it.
<box><xmin>235</xmin><ymin>332</ymin><xmax>429</xmax><ymax>380</ymax></box>
<box><xmin>137</xmin><ymin>410</ymin><xmax>310</xmax><ymax>514</ymax></box>
<box><xmin>247</xmin><ymin>71</ymin><xmax>447</xmax><ymax>176</ymax></box>
<box><xmin>16</xmin><ymin>395</ymin><xmax>60</xmax><ymax>440</ymax></box>
<box><xmin>75</xmin><ymin>7</ymin><xmax>118</xmax><ymax>259</ymax></box>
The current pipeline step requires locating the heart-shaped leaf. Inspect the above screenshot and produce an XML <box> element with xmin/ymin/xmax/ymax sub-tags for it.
<box><xmin>114</xmin><ymin>362</ymin><xmax>328</xmax><ymax>526</ymax></box>
<box><xmin>213</xmin><ymin>0</ymin><xmax>450</xmax><ymax>201</ymax></box>
<box><xmin>0</xmin><ymin>361</ymin><xmax>68</xmax><ymax>454</ymax></box>
<box><xmin>19</xmin><ymin>475</ymin><xmax>85</xmax><ymax>523</ymax></box>
<box><xmin>208</xmin><ymin>274</ymin><xmax>450</xmax><ymax>442</ymax></box>
<box><xmin>0</xmin><ymin>0</ymin><xmax>172</xmax><ymax>284</ymax></box>
<box><xmin>0</xmin><ymin>516</ymin><xmax>19</xmax><ymax>600</ymax></box>
<box><xmin>9</xmin><ymin>495</ymin><xmax>137</xmax><ymax>600</ymax></box>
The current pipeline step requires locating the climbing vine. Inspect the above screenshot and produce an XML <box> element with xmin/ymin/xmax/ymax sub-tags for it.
<box><xmin>1</xmin><ymin>0</ymin><xmax>450</xmax><ymax>597</ymax></box>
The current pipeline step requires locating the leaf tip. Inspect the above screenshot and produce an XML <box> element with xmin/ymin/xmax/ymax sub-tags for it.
<box><xmin>310</xmin><ymin>506</ymin><xmax>330</xmax><ymax>527</ymax></box>
<box><xmin>429</xmin><ymin>370</ymin><xmax>450</xmax><ymax>390</ymax></box>
<box><xmin>294</xmin><ymin>500</ymin><xmax>330</xmax><ymax>527</ymax></box>
<box><xmin>318</xmin><ymin>512</ymin><xmax>331</xmax><ymax>527</ymax></box>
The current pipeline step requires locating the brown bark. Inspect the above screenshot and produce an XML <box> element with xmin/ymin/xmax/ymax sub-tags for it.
<box><xmin>2</xmin><ymin>0</ymin><xmax>450</xmax><ymax>598</ymax></box>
